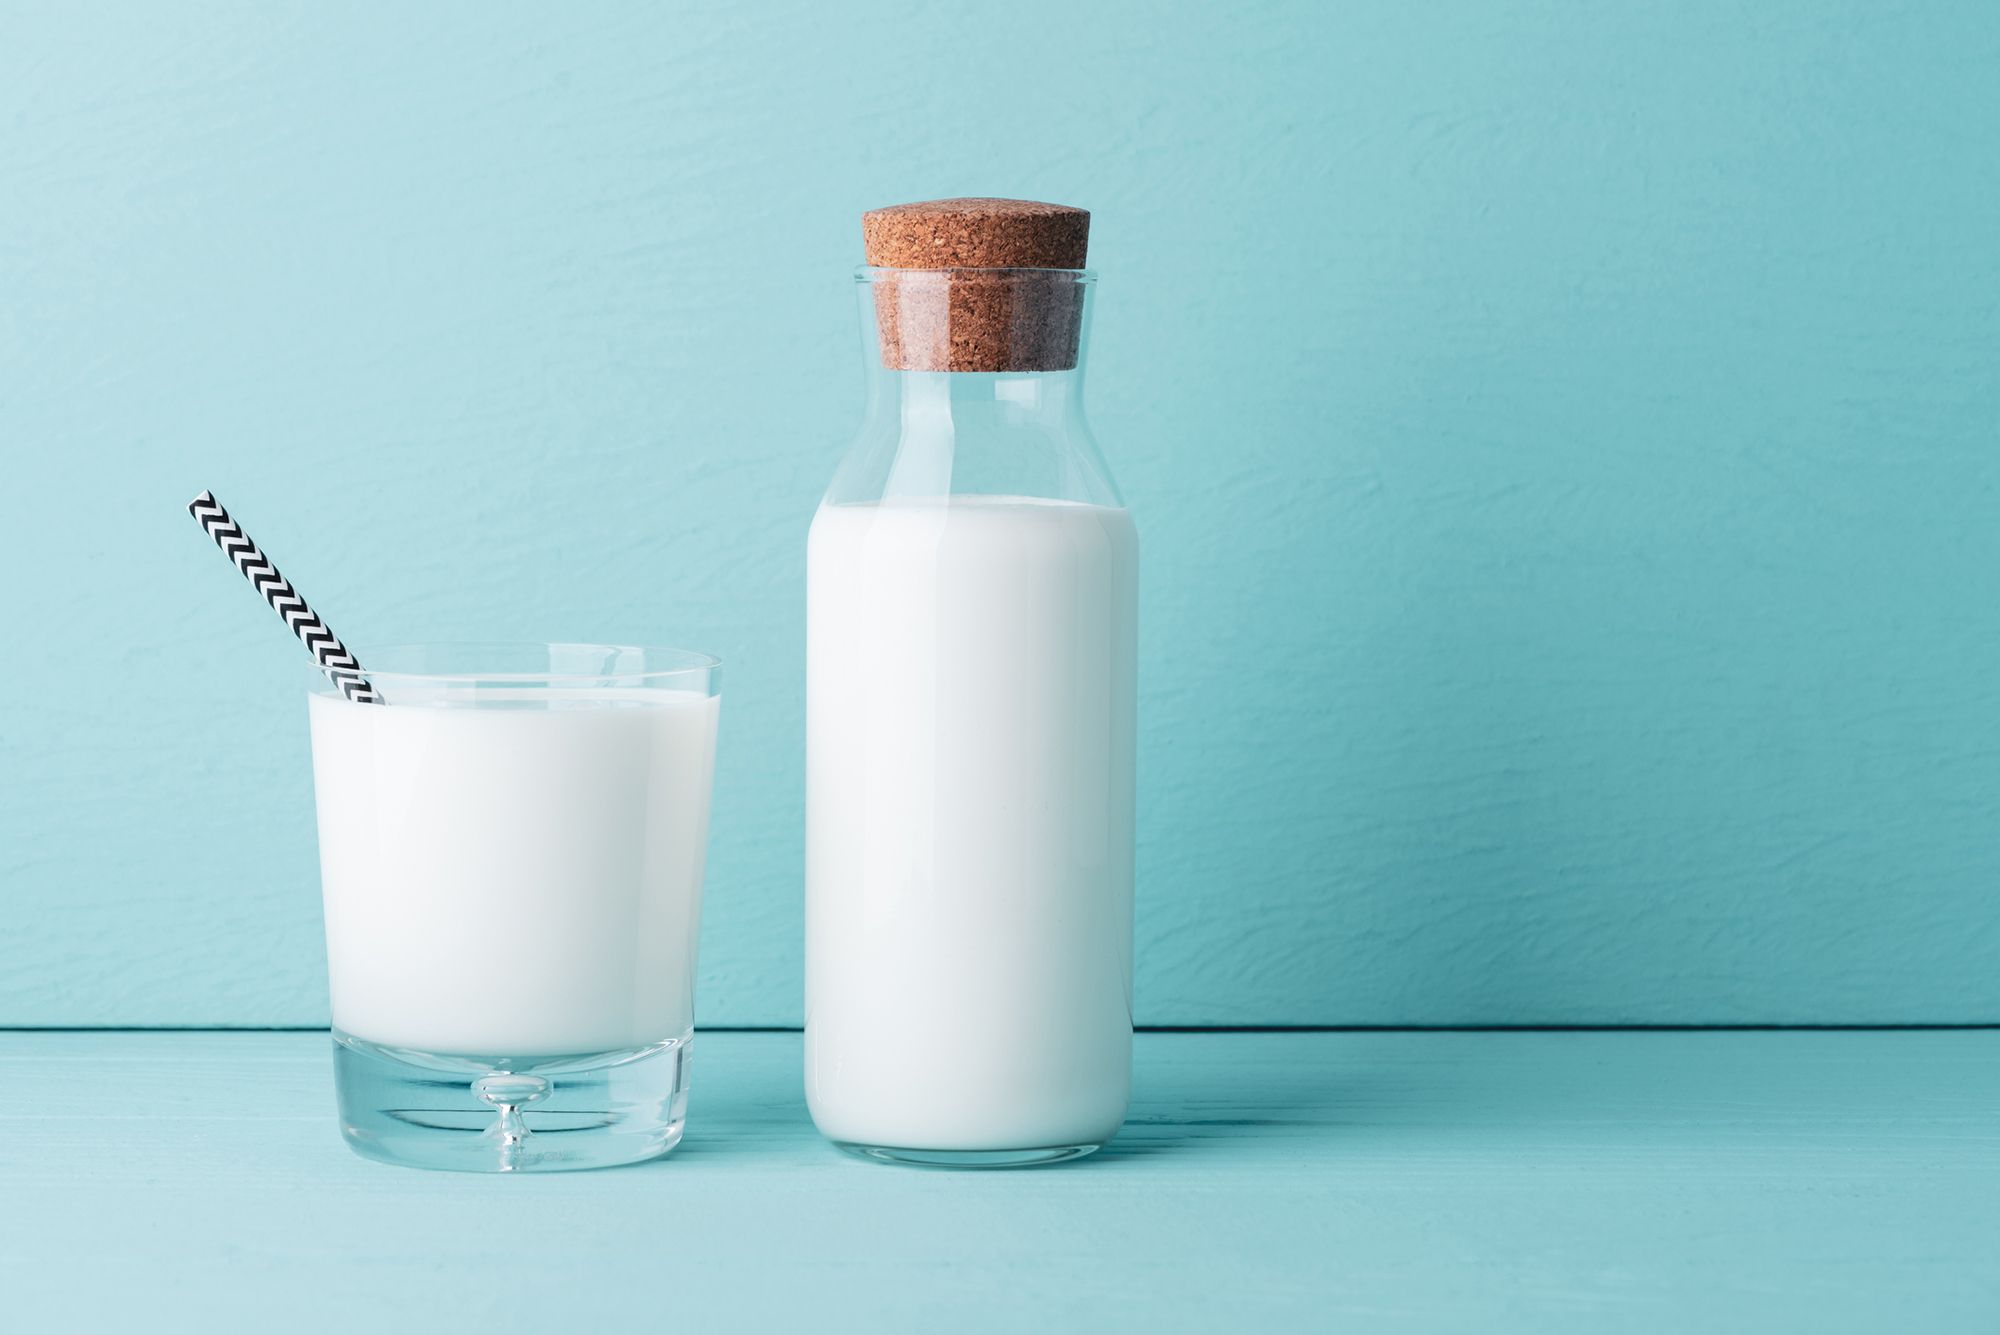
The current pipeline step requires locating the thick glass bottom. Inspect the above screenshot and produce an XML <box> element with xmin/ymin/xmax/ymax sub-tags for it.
<box><xmin>832</xmin><ymin>1141</ymin><xmax>1103</xmax><ymax>1169</ymax></box>
<box><xmin>332</xmin><ymin>1029</ymin><xmax>692</xmax><ymax>1173</ymax></box>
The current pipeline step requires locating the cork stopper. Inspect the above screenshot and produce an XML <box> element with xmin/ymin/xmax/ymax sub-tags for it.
<box><xmin>862</xmin><ymin>198</ymin><xmax>1090</xmax><ymax>373</ymax></box>
<box><xmin>863</xmin><ymin>198</ymin><xmax>1090</xmax><ymax>271</ymax></box>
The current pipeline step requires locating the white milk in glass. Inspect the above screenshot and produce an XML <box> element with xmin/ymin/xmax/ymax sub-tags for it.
<box><xmin>309</xmin><ymin>687</ymin><xmax>720</xmax><ymax>1058</ymax></box>
<box><xmin>806</xmin><ymin>496</ymin><xmax>1138</xmax><ymax>1152</ymax></box>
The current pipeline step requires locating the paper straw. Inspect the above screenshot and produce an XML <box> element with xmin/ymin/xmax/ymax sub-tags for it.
<box><xmin>188</xmin><ymin>491</ymin><xmax>383</xmax><ymax>704</ymax></box>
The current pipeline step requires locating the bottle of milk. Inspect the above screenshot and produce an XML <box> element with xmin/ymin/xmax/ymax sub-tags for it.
<box><xmin>806</xmin><ymin>198</ymin><xmax>1137</xmax><ymax>1166</ymax></box>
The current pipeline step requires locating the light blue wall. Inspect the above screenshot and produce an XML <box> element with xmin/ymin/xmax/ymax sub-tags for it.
<box><xmin>3</xmin><ymin>1</ymin><xmax>1996</xmax><ymax>1026</ymax></box>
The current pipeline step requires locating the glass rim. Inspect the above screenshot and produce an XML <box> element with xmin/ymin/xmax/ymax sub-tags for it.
<box><xmin>326</xmin><ymin>640</ymin><xmax>720</xmax><ymax>688</ymax></box>
<box><xmin>855</xmin><ymin>264</ymin><xmax>1096</xmax><ymax>283</ymax></box>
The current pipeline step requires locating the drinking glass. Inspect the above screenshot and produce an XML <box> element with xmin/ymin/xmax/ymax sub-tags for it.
<box><xmin>307</xmin><ymin>642</ymin><xmax>720</xmax><ymax>1172</ymax></box>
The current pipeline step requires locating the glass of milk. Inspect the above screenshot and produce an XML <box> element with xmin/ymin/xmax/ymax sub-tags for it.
<box><xmin>307</xmin><ymin>642</ymin><xmax>720</xmax><ymax>1173</ymax></box>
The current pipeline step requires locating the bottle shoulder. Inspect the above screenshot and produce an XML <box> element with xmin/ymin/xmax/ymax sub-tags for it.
<box><xmin>822</xmin><ymin>421</ymin><xmax>1123</xmax><ymax>509</ymax></box>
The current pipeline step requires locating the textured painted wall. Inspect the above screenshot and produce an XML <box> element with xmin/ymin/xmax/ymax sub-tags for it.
<box><xmin>3</xmin><ymin>1</ymin><xmax>1996</xmax><ymax>1026</ymax></box>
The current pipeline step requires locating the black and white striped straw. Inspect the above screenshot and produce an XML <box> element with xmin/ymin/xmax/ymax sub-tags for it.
<box><xmin>188</xmin><ymin>490</ymin><xmax>383</xmax><ymax>704</ymax></box>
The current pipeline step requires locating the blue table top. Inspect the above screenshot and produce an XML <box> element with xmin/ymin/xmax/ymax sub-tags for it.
<box><xmin>3</xmin><ymin>1030</ymin><xmax>1995</xmax><ymax>1332</ymax></box>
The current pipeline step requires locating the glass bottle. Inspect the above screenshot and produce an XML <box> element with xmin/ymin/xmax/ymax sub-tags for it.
<box><xmin>806</xmin><ymin>200</ymin><xmax>1137</xmax><ymax>1166</ymax></box>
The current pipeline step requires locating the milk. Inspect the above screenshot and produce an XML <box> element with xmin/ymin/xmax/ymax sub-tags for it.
<box><xmin>308</xmin><ymin>687</ymin><xmax>720</xmax><ymax>1058</ymax></box>
<box><xmin>806</xmin><ymin>495</ymin><xmax>1138</xmax><ymax>1150</ymax></box>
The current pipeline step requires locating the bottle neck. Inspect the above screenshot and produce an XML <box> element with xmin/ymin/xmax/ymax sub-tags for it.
<box><xmin>866</xmin><ymin>369</ymin><xmax>1085</xmax><ymax>443</ymax></box>
<box><xmin>826</xmin><ymin>269</ymin><xmax>1120</xmax><ymax>509</ymax></box>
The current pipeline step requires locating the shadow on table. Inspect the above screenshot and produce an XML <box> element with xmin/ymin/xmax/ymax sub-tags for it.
<box><xmin>1078</xmin><ymin>1044</ymin><xmax>1353</xmax><ymax>1166</ymax></box>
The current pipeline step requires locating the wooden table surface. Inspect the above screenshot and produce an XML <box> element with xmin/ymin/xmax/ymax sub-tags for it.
<box><xmin>3</xmin><ymin>1030</ymin><xmax>1995</xmax><ymax>1332</ymax></box>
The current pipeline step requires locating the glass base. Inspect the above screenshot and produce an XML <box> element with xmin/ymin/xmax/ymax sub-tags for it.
<box><xmin>332</xmin><ymin>1029</ymin><xmax>692</xmax><ymax>1173</ymax></box>
<box><xmin>832</xmin><ymin>1141</ymin><xmax>1103</xmax><ymax>1169</ymax></box>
